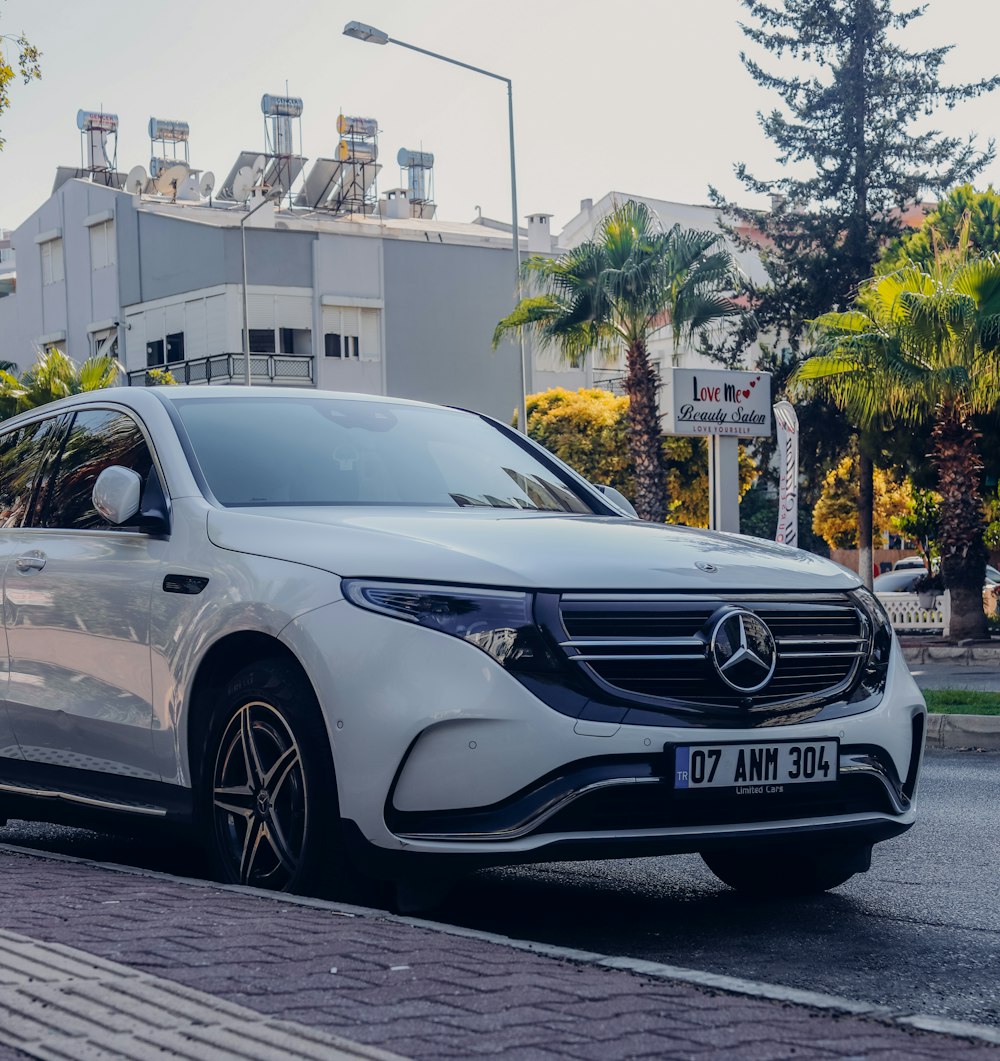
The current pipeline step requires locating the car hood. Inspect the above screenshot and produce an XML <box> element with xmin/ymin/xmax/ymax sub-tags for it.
<box><xmin>206</xmin><ymin>506</ymin><xmax>860</xmax><ymax>593</ymax></box>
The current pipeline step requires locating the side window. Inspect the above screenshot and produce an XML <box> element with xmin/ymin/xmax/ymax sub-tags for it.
<box><xmin>40</xmin><ymin>410</ymin><xmax>155</xmax><ymax>531</ymax></box>
<box><xmin>0</xmin><ymin>418</ymin><xmax>63</xmax><ymax>529</ymax></box>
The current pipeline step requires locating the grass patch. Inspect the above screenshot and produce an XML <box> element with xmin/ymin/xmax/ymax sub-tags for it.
<box><xmin>923</xmin><ymin>689</ymin><xmax>1000</xmax><ymax>715</ymax></box>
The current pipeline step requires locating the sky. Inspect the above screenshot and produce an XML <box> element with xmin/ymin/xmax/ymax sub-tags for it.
<box><xmin>1</xmin><ymin>0</ymin><xmax>999</xmax><ymax>235</ymax></box>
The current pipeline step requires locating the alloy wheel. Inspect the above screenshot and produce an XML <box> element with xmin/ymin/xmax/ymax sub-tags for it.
<box><xmin>212</xmin><ymin>700</ymin><xmax>308</xmax><ymax>888</ymax></box>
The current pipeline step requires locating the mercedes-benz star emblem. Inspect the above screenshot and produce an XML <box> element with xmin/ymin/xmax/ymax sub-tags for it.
<box><xmin>709</xmin><ymin>609</ymin><xmax>777</xmax><ymax>694</ymax></box>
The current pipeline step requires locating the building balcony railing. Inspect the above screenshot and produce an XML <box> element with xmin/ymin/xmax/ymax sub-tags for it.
<box><xmin>127</xmin><ymin>353</ymin><xmax>314</xmax><ymax>387</ymax></box>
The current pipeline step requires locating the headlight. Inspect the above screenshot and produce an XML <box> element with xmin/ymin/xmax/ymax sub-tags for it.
<box><xmin>851</xmin><ymin>587</ymin><xmax>894</xmax><ymax>697</ymax></box>
<box><xmin>342</xmin><ymin>580</ymin><xmax>558</xmax><ymax>673</ymax></box>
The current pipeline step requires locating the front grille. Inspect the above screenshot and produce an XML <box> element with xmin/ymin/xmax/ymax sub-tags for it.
<box><xmin>557</xmin><ymin>594</ymin><xmax>867</xmax><ymax>714</ymax></box>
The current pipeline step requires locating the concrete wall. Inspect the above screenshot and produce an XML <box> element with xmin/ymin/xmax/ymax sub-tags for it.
<box><xmin>382</xmin><ymin>239</ymin><xmax>522</xmax><ymax>422</ymax></box>
<box><xmin>0</xmin><ymin>292</ymin><xmax>24</xmax><ymax>367</ymax></box>
<box><xmin>6</xmin><ymin>180</ymin><xmax>123</xmax><ymax>363</ymax></box>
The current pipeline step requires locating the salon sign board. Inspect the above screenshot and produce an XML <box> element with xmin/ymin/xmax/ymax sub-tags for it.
<box><xmin>661</xmin><ymin>369</ymin><xmax>772</xmax><ymax>438</ymax></box>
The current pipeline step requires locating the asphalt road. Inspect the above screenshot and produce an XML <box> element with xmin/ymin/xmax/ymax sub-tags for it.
<box><xmin>1</xmin><ymin>749</ymin><xmax>997</xmax><ymax>1028</ymax></box>
<box><xmin>908</xmin><ymin>660</ymin><xmax>1000</xmax><ymax>692</ymax></box>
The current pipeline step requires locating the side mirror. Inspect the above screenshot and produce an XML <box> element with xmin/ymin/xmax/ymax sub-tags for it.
<box><xmin>93</xmin><ymin>466</ymin><xmax>142</xmax><ymax>525</ymax></box>
<box><xmin>597</xmin><ymin>484</ymin><xmax>639</xmax><ymax>519</ymax></box>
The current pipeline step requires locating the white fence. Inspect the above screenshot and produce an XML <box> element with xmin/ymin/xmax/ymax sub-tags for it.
<box><xmin>877</xmin><ymin>591</ymin><xmax>950</xmax><ymax>633</ymax></box>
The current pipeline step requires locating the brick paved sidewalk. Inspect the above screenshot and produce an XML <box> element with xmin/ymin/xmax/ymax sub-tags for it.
<box><xmin>0</xmin><ymin>846</ymin><xmax>997</xmax><ymax>1060</ymax></box>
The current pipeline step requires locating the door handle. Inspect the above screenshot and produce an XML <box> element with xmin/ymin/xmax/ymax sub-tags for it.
<box><xmin>15</xmin><ymin>553</ymin><xmax>46</xmax><ymax>573</ymax></box>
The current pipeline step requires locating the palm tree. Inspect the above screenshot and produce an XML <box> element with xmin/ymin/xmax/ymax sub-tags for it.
<box><xmin>794</xmin><ymin>256</ymin><xmax>1000</xmax><ymax>639</ymax></box>
<box><xmin>0</xmin><ymin>347</ymin><xmax>123</xmax><ymax>423</ymax></box>
<box><xmin>494</xmin><ymin>200</ymin><xmax>746</xmax><ymax>522</ymax></box>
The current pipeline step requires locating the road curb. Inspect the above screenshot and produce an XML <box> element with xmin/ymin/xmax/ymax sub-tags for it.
<box><xmin>1</xmin><ymin>842</ymin><xmax>999</xmax><ymax>1051</ymax></box>
<box><xmin>901</xmin><ymin>643</ymin><xmax>1000</xmax><ymax>666</ymax></box>
<box><xmin>925</xmin><ymin>712</ymin><xmax>1000</xmax><ymax>751</ymax></box>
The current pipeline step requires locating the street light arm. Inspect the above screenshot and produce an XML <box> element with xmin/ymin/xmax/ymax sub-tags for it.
<box><xmin>342</xmin><ymin>21</ymin><xmax>528</xmax><ymax>431</ymax></box>
<box><xmin>384</xmin><ymin>37</ymin><xmax>511</xmax><ymax>86</ymax></box>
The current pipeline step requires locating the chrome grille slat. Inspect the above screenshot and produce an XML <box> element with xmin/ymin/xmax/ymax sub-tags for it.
<box><xmin>556</xmin><ymin>593</ymin><xmax>867</xmax><ymax>715</ymax></box>
<box><xmin>572</xmin><ymin>649</ymin><xmax>712</xmax><ymax>657</ymax></box>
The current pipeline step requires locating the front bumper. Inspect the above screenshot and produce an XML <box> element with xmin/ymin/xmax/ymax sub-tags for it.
<box><xmin>283</xmin><ymin>600</ymin><xmax>926</xmax><ymax>861</ymax></box>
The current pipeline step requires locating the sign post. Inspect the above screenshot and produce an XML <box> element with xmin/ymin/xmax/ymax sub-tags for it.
<box><xmin>773</xmin><ymin>401</ymin><xmax>799</xmax><ymax>547</ymax></box>
<box><xmin>662</xmin><ymin>368</ymin><xmax>772</xmax><ymax>533</ymax></box>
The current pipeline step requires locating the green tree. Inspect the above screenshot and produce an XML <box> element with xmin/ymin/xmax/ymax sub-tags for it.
<box><xmin>711</xmin><ymin>0</ymin><xmax>998</xmax><ymax>576</ymax></box>
<box><xmin>0</xmin><ymin>6</ymin><xmax>41</xmax><ymax>150</ymax></box>
<box><xmin>881</xmin><ymin>185</ymin><xmax>1000</xmax><ymax>273</ymax></box>
<box><xmin>523</xmin><ymin>388</ymin><xmax>631</xmax><ymax>491</ymax></box>
<box><xmin>495</xmin><ymin>200</ymin><xmax>745</xmax><ymax>522</ymax></box>
<box><xmin>0</xmin><ymin>348</ymin><xmax>123</xmax><ymax>418</ymax></box>
<box><xmin>714</xmin><ymin>0</ymin><xmax>998</xmax><ymax>353</ymax></box>
<box><xmin>898</xmin><ymin>487</ymin><xmax>940</xmax><ymax>572</ymax></box>
<box><xmin>796</xmin><ymin>257</ymin><xmax>1000</xmax><ymax>639</ymax></box>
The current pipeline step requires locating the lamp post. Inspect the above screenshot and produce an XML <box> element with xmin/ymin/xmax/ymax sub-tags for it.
<box><xmin>343</xmin><ymin>20</ymin><xmax>529</xmax><ymax>432</ymax></box>
<box><xmin>240</xmin><ymin>187</ymin><xmax>281</xmax><ymax>386</ymax></box>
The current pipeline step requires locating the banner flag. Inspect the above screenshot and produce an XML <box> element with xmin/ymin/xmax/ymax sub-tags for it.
<box><xmin>774</xmin><ymin>401</ymin><xmax>799</xmax><ymax>548</ymax></box>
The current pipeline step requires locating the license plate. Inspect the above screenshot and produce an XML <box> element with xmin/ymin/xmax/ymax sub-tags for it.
<box><xmin>674</xmin><ymin>740</ymin><xmax>838</xmax><ymax>792</ymax></box>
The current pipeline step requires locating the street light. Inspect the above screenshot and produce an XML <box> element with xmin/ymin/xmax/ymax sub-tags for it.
<box><xmin>343</xmin><ymin>20</ymin><xmax>529</xmax><ymax>432</ymax></box>
<box><xmin>240</xmin><ymin>186</ymin><xmax>282</xmax><ymax>386</ymax></box>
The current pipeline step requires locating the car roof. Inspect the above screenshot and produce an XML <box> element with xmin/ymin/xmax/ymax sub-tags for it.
<box><xmin>150</xmin><ymin>385</ymin><xmax>451</xmax><ymax>412</ymax></box>
<box><xmin>0</xmin><ymin>385</ymin><xmax>470</xmax><ymax>433</ymax></box>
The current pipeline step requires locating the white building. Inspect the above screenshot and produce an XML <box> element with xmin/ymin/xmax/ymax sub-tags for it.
<box><xmin>0</xmin><ymin>108</ymin><xmax>767</xmax><ymax>421</ymax></box>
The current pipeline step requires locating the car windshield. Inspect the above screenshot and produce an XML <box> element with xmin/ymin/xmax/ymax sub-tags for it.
<box><xmin>171</xmin><ymin>396</ymin><xmax>596</xmax><ymax>513</ymax></box>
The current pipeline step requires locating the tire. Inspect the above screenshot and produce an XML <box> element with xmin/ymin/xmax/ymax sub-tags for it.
<box><xmin>199</xmin><ymin>659</ymin><xmax>342</xmax><ymax>896</ymax></box>
<box><xmin>702</xmin><ymin>841</ymin><xmax>872</xmax><ymax>897</ymax></box>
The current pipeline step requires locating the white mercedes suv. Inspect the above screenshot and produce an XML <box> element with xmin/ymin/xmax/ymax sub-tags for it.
<box><xmin>0</xmin><ymin>387</ymin><xmax>925</xmax><ymax>900</ymax></box>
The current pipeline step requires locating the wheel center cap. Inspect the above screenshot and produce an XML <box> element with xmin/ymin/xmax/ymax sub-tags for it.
<box><xmin>255</xmin><ymin>789</ymin><xmax>270</xmax><ymax>816</ymax></box>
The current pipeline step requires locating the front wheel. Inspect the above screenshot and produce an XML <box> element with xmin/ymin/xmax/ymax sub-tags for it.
<box><xmin>200</xmin><ymin>660</ymin><xmax>338</xmax><ymax>895</ymax></box>
<box><xmin>702</xmin><ymin>841</ymin><xmax>872</xmax><ymax>896</ymax></box>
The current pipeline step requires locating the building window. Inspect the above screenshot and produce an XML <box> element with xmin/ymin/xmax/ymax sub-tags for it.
<box><xmin>91</xmin><ymin>329</ymin><xmax>118</xmax><ymax>358</ymax></box>
<box><xmin>322</xmin><ymin>305</ymin><xmax>378</xmax><ymax>361</ymax></box>
<box><xmin>279</xmin><ymin>327</ymin><xmax>311</xmax><ymax>355</ymax></box>
<box><xmin>89</xmin><ymin>220</ymin><xmax>116</xmax><ymax>270</ymax></box>
<box><xmin>324</xmin><ymin>333</ymin><xmax>359</xmax><ymax>358</ymax></box>
<box><xmin>40</xmin><ymin>239</ymin><xmax>64</xmax><ymax>285</ymax></box>
<box><xmin>146</xmin><ymin>339</ymin><xmax>164</xmax><ymax>368</ymax></box>
<box><xmin>248</xmin><ymin>329</ymin><xmax>276</xmax><ymax>354</ymax></box>
<box><xmin>166</xmin><ymin>332</ymin><xmax>185</xmax><ymax>363</ymax></box>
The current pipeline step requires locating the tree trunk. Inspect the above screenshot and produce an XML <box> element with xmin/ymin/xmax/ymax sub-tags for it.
<box><xmin>933</xmin><ymin>411</ymin><xmax>988</xmax><ymax>641</ymax></box>
<box><xmin>857</xmin><ymin>450</ymin><xmax>874</xmax><ymax>589</ymax></box>
<box><xmin>624</xmin><ymin>338</ymin><xmax>668</xmax><ymax>522</ymax></box>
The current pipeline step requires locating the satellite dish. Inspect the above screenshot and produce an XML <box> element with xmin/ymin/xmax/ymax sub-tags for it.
<box><xmin>252</xmin><ymin>154</ymin><xmax>266</xmax><ymax>182</ymax></box>
<box><xmin>154</xmin><ymin>163</ymin><xmax>189</xmax><ymax>197</ymax></box>
<box><xmin>125</xmin><ymin>164</ymin><xmax>148</xmax><ymax>195</ymax></box>
<box><xmin>199</xmin><ymin>170</ymin><xmax>216</xmax><ymax>199</ymax></box>
<box><xmin>176</xmin><ymin>174</ymin><xmax>202</xmax><ymax>201</ymax></box>
<box><xmin>232</xmin><ymin>166</ymin><xmax>254</xmax><ymax>202</ymax></box>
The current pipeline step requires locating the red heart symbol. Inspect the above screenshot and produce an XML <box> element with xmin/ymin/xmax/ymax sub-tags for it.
<box><xmin>755</xmin><ymin>375</ymin><xmax>761</xmax><ymax>381</ymax></box>
<box><xmin>742</xmin><ymin>389</ymin><xmax>751</xmax><ymax>398</ymax></box>
<box><xmin>749</xmin><ymin>380</ymin><xmax>757</xmax><ymax>388</ymax></box>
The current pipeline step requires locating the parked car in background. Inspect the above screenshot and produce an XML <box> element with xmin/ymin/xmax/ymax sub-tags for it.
<box><xmin>0</xmin><ymin>387</ymin><xmax>927</xmax><ymax>904</ymax></box>
<box><xmin>874</xmin><ymin>568</ymin><xmax>1000</xmax><ymax>595</ymax></box>
<box><xmin>893</xmin><ymin>556</ymin><xmax>928</xmax><ymax>571</ymax></box>
<box><xmin>874</xmin><ymin>570</ymin><xmax>927</xmax><ymax>594</ymax></box>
